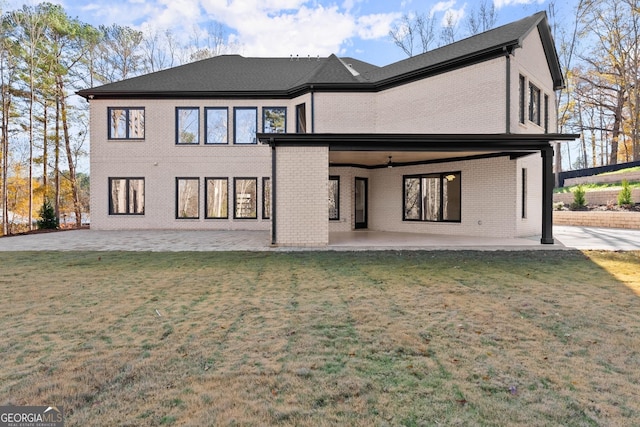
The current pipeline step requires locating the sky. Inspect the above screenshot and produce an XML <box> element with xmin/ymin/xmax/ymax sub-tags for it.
<box><xmin>3</xmin><ymin>0</ymin><xmax>579</xmax><ymax>67</ymax></box>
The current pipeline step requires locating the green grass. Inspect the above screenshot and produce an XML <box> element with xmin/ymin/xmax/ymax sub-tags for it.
<box><xmin>0</xmin><ymin>250</ymin><xmax>639</xmax><ymax>426</ymax></box>
<box><xmin>554</xmin><ymin>180</ymin><xmax>640</xmax><ymax>193</ymax></box>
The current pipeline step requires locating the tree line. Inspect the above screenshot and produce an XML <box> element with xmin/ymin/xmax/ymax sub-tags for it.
<box><xmin>0</xmin><ymin>2</ymin><xmax>234</xmax><ymax>235</ymax></box>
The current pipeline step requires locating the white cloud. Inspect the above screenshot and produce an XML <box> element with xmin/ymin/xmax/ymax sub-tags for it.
<box><xmin>356</xmin><ymin>12</ymin><xmax>401</xmax><ymax>40</ymax></box>
<box><xmin>493</xmin><ymin>0</ymin><xmax>545</xmax><ymax>9</ymax></box>
<box><xmin>441</xmin><ymin>5</ymin><xmax>466</xmax><ymax>27</ymax></box>
<box><xmin>430</xmin><ymin>0</ymin><xmax>457</xmax><ymax>17</ymax></box>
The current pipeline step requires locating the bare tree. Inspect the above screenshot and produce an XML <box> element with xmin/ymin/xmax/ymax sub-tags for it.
<box><xmin>466</xmin><ymin>0</ymin><xmax>498</xmax><ymax>36</ymax></box>
<box><xmin>389</xmin><ymin>12</ymin><xmax>436</xmax><ymax>57</ymax></box>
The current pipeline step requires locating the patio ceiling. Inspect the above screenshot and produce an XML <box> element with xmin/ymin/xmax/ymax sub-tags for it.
<box><xmin>328</xmin><ymin>150</ymin><xmax>501</xmax><ymax>168</ymax></box>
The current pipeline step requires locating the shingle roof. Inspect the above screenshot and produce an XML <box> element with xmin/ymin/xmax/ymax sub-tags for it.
<box><xmin>77</xmin><ymin>11</ymin><xmax>562</xmax><ymax>99</ymax></box>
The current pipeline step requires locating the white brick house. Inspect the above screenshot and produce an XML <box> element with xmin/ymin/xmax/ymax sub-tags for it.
<box><xmin>78</xmin><ymin>11</ymin><xmax>576</xmax><ymax>247</ymax></box>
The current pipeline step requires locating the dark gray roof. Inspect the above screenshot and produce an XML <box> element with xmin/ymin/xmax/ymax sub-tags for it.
<box><xmin>78</xmin><ymin>11</ymin><xmax>562</xmax><ymax>99</ymax></box>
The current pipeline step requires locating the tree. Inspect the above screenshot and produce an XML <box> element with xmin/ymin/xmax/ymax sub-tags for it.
<box><xmin>91</xmin><ymin>24</ymin><xmax>143</xmax><ymax>84</ymax></box>
<box><xmin>389</xmin><ymin>12</ymin><xmax>436</xmax><ymax>57</ymax></box>
<box><xmin>465</xmin><ymin>1</ymin><xmax>498</xmax><ymax>36</ymax></box>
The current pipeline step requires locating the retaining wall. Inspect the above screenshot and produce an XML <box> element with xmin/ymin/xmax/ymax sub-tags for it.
<box><xmin>554</xmin><ymin>211</ymin><xmax>640</xmax><ymax>229</ymax></box>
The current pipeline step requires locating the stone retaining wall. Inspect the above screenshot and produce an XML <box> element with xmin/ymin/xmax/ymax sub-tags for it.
<box><xmin>554</xmin><ymin>211</ymin><xmax>640</xmax><ymax>229</ymax></box>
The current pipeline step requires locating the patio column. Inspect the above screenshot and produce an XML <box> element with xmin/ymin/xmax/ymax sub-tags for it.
<box><xmin>541</xmin><ymin>145</ymin><xmax>554</xmax><ymax>244</ymax></box>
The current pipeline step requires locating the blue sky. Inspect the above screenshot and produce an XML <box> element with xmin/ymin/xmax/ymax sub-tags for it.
<box><xmin>3</xmin><ymin>0</ymin><xmax>578</xmax><ymax>66</ymax></box>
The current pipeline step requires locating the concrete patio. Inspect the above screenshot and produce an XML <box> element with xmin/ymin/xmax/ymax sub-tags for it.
<box><xmin>0</xmin><ymin>226</ymin><xmax>639</xmax><ymax>251</ymax></box>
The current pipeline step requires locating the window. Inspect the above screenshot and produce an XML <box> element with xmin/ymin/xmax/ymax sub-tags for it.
<box><xmin>262</xmin><ymin>177</ymin><xmax>271</xmax><ymax>219</ymax></box>
<box><xmin>519</xmin><ymin>75</ymin><xmax>525</xmax><ymax>124</ymax></box>
<box><xmin>234</xmin><ymin>178</ymin><xmax>257</xmax><ymax>219</ymax></box>
<box><xmin>296</xmin><ymin>103</ymin><xmax>307</xmax><ymax>133</ymax></box>
<box><xmin>108</xmin><ymin>108</ymin><xmax>145</xmax><ymax>139</ymax></box>
<box><xmin>234</xmin><ymin>107</ymin><xmax>257</xmax><ymax>144</ymax></box>
<box><xmin>109</xmin><ymin>178</ymin><xmax>144</xmax><ymax>215</ymax></box>
<box><xmin>529</xmin><ymin>83</ymin><xmax>541</xmax><ymax>125</ymax></box>
<box><xmin>176</xmin><ymin>178</ymin><xmax>199</xmax><ymax>218</ymax></box>
<box><xmin>522</xmin><ymin>168</ymin><xmax>527</xmax><ymax>219</ymax></box>
<box><xmin>403</xmin><ymin>172</ymin><xmax>461</xmax><ymax>222</ymax></box>
<box><xmin>544</xmin><ymin>94</ymin><xmax>549</xmax><ymax>133</ymax></box>
<box><xmin>263</xmin><ymin>107</ymin><xmax>286</xmax><ymax>133</ymax></box>
<box><xmin>205</xmin><ymin>178</ymin><xmax>228</xmax><ymax>219</ymax></box>
<box><xmin>329</xmin><ymin>176</ymin><xmax>340</xmax><ymax>220</ymax></box>
<box><xmin>176</xmin><ymin>107</ymin><xmax>199</xmax><ymax>144</ymax></box>
<box><xmin>205</xmin><ymin>107</ymin><xmax>228</xmax><ymax>144</ymax></box>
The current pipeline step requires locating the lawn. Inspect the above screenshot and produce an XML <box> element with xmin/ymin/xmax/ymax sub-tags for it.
<box><xmin>1</xmin><ymin>250</ymin><xmax>639</xmax><ymax>426</ymax></box>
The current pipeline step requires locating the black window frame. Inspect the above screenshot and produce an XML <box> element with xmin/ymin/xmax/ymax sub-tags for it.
<box><xmin>518</xmin><ymin>75</ymin><xmax>526</xmax><ymax>124</ymax></box>
<box><xmin>205</xmin><ymin>177</ymin><xmax>229</xmax><ymax>219</ymax></box>
<box><xmin>296</xmin><ymin>103</ymin><xmax>307</xmax><ymax>133</ymax></box>
<box><xmin>233</xmin><ymin>107</ymin><xmax>257</xmax><ymax>144</ymax></box>
<box><xmin>234</xmin><ymin>177</ymin><xmax>258</xmax><ymax>219</ymax></box>
<box><xmin>403</xmin><ymin>172</ymin><xmax>461</xmax><ymax>223</ymax></box>
<box><xmin>176</xmin><ymin>177</ymin><xmax>200</xmax><ymax>219</ymax></box>
<box><xmin>529</xmin><ymin>83</ymin><xmax>541</xmax><ymax>126</ymax></box>
<box><xmin>108</xmin><ymin>177</ymin><xmax>145</xmax><ymax>215</ymax></box>
<box><xmin>329</xmin><ymin>176</ymin><xmax>340</xmax><ymax>220</ymax></box>
<box><xmin>176</xmin><ymin>107</ymin><xmax>200</xmax><ymax>145</ymax></box>
<box><xmin>262</xmin><ymin>107</ymin><xmax>287</xmax><ymax>134</ymax></box>
<box><xmin>108</xmin><ymin>107</ymin><xmax>145</xmax><ymax>140</ymax></box>
<box><xmin>205</xmin><ymin>107</ymin><xmax>229</xmax><ymax>144</ymax></box>
<box><xmin>262</xmin><ymin>177</ymin><xmax>271</xmax><ymax>219</ymax></box>
<box><xmin>544</xmin><ymin>94</ymin><xmax>549</xmax><ymax>133</ymax></box>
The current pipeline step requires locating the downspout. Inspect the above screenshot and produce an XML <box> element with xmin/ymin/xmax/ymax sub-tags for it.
<box><xmin>310</xmin><ymin>85</ymin><xmax>315</xmax><ymax>133</ymax></box>
<box><xmin>270</xmin><ymin>139</ymin><xmax>277</xmax><ymax>246</ymax></box>
<box><xmin>505</xmin><ymin>47</ymin><xmax>511</xmax><ymax>134</ymax></box>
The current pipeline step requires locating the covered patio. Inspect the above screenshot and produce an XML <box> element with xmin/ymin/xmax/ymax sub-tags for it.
<box><xmin>259</xmin><ymin>133</ymin><xmax>578</xmax><ymax>247</ymax></box>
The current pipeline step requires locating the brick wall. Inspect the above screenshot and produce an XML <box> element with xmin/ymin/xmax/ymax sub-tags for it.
<box><xmin>564</xmin><ymin>172</ymin><xmax>640</xmax><ymax>187</ymax></box>
<box><xmin>554</xmin><ymin>211</ymin><xmax>640</xmax><ymax>229</ymax></box>
<box><xmin>275</xmin><ymin>146</ymin><xmax>329</xmax><ymax>246</ymax></box>
<box><xmin>553</xmin><ymin>189</ymin><xmax>640</xmax><ymax>206</ymax></box>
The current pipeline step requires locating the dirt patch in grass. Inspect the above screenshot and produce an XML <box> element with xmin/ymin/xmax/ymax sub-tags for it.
<box><xmin>0</xmin><ymin>250</ymin><xmax>639</xmax><ymax>426</ymax></box>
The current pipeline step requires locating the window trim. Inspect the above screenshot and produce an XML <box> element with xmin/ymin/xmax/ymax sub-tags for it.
<box><xmin>205</xmin><ymin>107</ymin><xmax>229</xmax><ymax>144</ymax></box>
<box><xmin>108</xmin><ymin>177</ymin><xmax>145</xmax><ymax>215</ymax></box>
<box><xmin>205</xmin><ymin>177</ymin><xmax>229</xmax><ymax>219</ymax></box>
<box><xmin>175</xmin><ymin>177</ymin><xmax>200</xmax><ymax>219</ymax></box>
<box><xmin>176</xmin><ymin>107</ymin><xmax>200</xmax><ymax>145</ymax></box>
<box><xmin>233</xmin><ymin>107</ymin><xmax>258</xmax><ymax>144</ymax></box>
<box><xmin>329</xmin><ymin>175</ymin><xmax>340</xmax><ymax>221</ymax></box>
<box><xmin>403</xmin><ymin>172</ymin><xmax>461</xmax><ymax>223</ymax></box>
<box><xmin>108</xmin><ymin>107</ymin><xmax>145</xmax><ymax>140</ymax></box>
<box><xmin>262</xmin><ymin>177</ymin><xmax>271</xmax><ymax>220</ymax></box>
<box><xmin>233</xmin><ymin>177</ymin><xmax>258</xmax><ymax>219</ymax></box>
<box><xmin>544</xmin><ymin>94</ymin><xmax>549</xmax><ymax>133</ymax></box>
<box><xmin>262</xmin><ymin>107</ymin><xmax>287</xmax><ymax>134</ymax></box>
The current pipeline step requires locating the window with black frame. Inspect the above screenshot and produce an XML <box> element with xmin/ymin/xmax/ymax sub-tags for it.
<box><xmin>176</xmin><ymin>107</ymin><xmax>200</xmax><ymax>144</ymax></box>
<box><xmin>176</xmin><ymin>178</ymin><xmax>200</xmax><ymax>218</ymax></box>
<box><xmin>329</xmin><ymin>176</ymin><xmax>340</xmax><ymax>220</ymax></box>
<box><xmin>109</xmin><ymin>178</ymin><xmax>145</xmax><ymax>214</ymax></box>
<box><xmin>108</xmin><ymin>108</ymin><xmax>145</xmax><ymax>139</ymax></box>
<box><xmin>403</xmin><ymin>172</ymin><xmax>461</xmax><ymax>222</ymax></box>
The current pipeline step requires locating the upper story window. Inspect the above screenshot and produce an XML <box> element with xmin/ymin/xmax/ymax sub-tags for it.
<box><xmin>234</xmin><ymin>107</ymin><xmax>257</xmax><ymax>144</ymax></box>
<box><xmin>529</xmin><ymin>83</ymin><xmax>541</xmax><ymax>126</ymax></box>
<box><xmin>205</xmin><ymin>107</ymin><xmax>228</xmax><ymax>144</ymax></box>
<box><xmin>108</xmin><ymin>108</ymin><xmax>145</xmax><ymax>140</ymax></box>
<box><xmin>263</xmin><ymin>107</ymin><xmax>286</xmax><ymax>133</ymax></box>
<box><xmin>518</xmin><ymin>75</ymin><xmax>526</xmax><ymax>124</ymax></box>
<box><xmin>296</xmin><ymin>103</ymin><xmax>307</xmax><ymax>133</ymax></box>
<box><xmin>176</xmin><ymin>107</ymin><xmax>200</xmax><ymax>144</ymax></box>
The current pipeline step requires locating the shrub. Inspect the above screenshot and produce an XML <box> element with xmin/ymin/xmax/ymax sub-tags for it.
<box><xmin>571</xmin><ymin>185</ymin><xmax>587</xmax><ymax>210</ymax></box>
<box><xmin>37</xmin><ymin>199</ymin><xmax>59</xmax><ymax>230</ymax></box>
<box><xmin>618</xmin><ymin>179</ymin><xmax>633</xmax><ymax>207</ymax></box>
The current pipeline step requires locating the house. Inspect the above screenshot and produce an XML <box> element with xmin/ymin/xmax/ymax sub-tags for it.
<box><xmin>77</xmin><ymin>11</ymin><xmax>577</xmax><ymax>247</ymax></box>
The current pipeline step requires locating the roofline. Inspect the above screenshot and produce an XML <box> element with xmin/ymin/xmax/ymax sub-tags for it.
<box><xmin>257</xmin><ymin>133</ymin><xmax>579</xmax><ymax>152</ymax></box>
